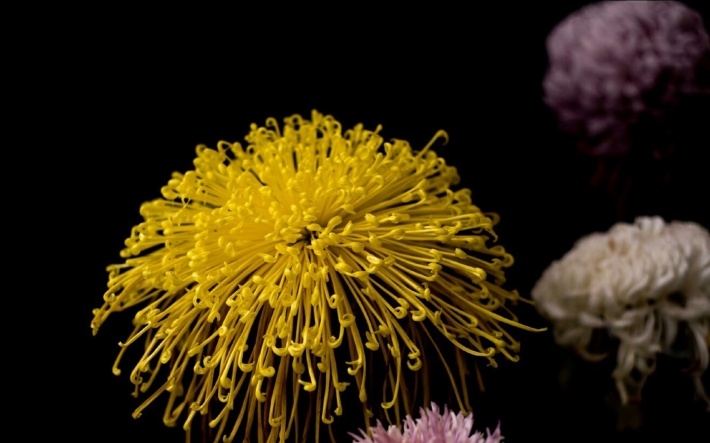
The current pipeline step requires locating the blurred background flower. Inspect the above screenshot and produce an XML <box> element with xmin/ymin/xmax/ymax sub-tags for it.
<box><xmin>543</xmin><ymin>1</ymin><xmax>710</xmax><ymax>219</ymax></box>
<box><xmin>350</xmin><ymin>403</ymin><xmax>503</xmax><ymax>443</ymax></box>
<box><xmin>544</xmin><ymin>0</ymin><xmax>710</xmax><ymax>157</ymax></box>
<box><xmin>532</xmin><ymin>216</ymin><xmax>710</xmax><ymax>410</ymax></box>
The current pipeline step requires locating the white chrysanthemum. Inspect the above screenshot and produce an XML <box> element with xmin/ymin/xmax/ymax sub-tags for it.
<box><xmin>532</xmin><ymin>216</ymin><xmax>710</xmax><ymax>408</ymax></box>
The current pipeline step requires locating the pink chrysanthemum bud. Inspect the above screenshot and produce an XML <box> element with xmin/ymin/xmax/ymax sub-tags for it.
<box><xmin>351</xmin><ymin>403</ymin><xmax>504</xmax><ymax>443</ymax></box>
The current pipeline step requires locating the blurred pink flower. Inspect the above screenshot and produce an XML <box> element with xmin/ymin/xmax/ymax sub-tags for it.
<box><xmin>351</xmin><ymin>403</ymin><xmax>503</xmax><ymax>443</ymax></box>
<box><xmin>544</xmin><ymin>1</ymin><xmax>710</xmax><ymax>156</ymax></box>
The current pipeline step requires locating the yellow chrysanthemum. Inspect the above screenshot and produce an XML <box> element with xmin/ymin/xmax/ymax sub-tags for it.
<box><xmin>91</xmin><ymin>111</ymin><xmax>538</xmax><ymax>442</ymax></box>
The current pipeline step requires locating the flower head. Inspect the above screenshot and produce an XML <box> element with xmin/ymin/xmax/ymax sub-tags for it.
<box><xmin>544</xmin><ymin>1</ymin><xmax>710</xmax><ymax>156</ymax></box>
<box><xmin>350</xmin><ymin>403</ymin><xmax>503</xmax><ymax>443</ymax></box>
<box><xmin>532</xmin><ymin>216</ymin><xmax>710</xmax><ymax>407</ymax></box>
<box><xmin>91</xmin><ymin>111</ymin><xmax>535</xmax><ymax>441</ymax></box>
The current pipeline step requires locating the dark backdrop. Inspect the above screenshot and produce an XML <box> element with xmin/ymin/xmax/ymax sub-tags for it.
<box><xmin>56</xmin><ymin>2</ymin><xmax>710</xmax><ymax>442</ymax></box>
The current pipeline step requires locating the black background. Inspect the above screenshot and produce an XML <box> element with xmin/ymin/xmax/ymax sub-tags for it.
<box><xmin>50</xmin><ymin>1</ymin><xmax>710</xmax><ymax>442</ymax></box>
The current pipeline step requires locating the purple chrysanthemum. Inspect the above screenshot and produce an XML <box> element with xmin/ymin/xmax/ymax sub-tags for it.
<box><xmin>350</xmin><ymin>403</ymin><xmax>503</xmax><ymax>443</ymax></box>
<box><xmin>544</xmin><ymin>1</ymin><xmax>710</xmax><ymax>156</ymax></box>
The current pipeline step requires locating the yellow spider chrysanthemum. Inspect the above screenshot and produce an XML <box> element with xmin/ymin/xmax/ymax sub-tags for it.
<box><xmin>91</xmin><ymin>111</ymin><xmax>538</xmax><ymax>442</ymax></box>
